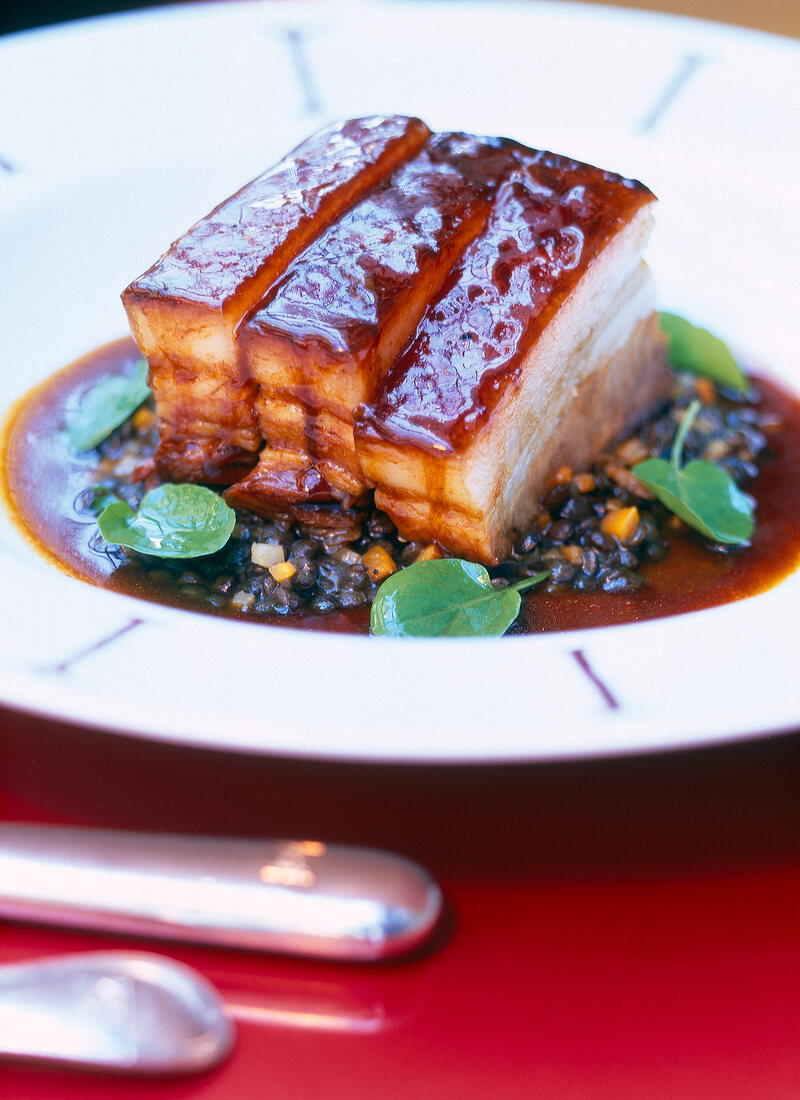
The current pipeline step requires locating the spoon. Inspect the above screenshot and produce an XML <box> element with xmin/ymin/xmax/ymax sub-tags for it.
<box><xmin>0</xmin><ymin>951</ymin><xmax>234</xmax><ymax>1074</ymax></box>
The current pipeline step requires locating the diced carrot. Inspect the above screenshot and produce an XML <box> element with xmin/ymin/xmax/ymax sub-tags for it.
<box><xmin>363</xmin><ymin>545</ymin><xmax>397</xmax><ymax>582</ymax></box>
<box><xmin>601</xmin><ymin>505</ymin><xmax>640</xmax><ymax>542</ymax></box>
<box><xmin>694</xmin><ymin>376</ymin><xmax>716</xmax><ymax>404</ymax></box>
<box><xmin>553</xmin><ymin>465</ymin><xmax>573</xmax><ymax>485</ymax></box>
<box><xmin>132</xmin><ymin>406</ymin><xmax>156</xmax><ymax>433</ymax></box>
<box><xmin>269</xmin><ymin>561</ymin><xmax>297</xmax><ymax>583</ymax></box>
<box><xmin>414</xmin><ymin>543</ymin><xmax>442</xmax><ymax>563</ymax></box>
<box><xmin>614</xmin><ymin>437</ymin><xmax>649</xmax><ymax>465</ymax></box>
<box><xmin>572</xmin><ymin>473</ymin><xmax>596</xmax><ymax>493</ymax></box>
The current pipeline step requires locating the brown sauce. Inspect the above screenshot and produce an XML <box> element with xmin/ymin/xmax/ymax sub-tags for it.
<box><xmin>4</xmin><ymin>338</ymin><xmax>800</xmax><ymax>636</ymax></box>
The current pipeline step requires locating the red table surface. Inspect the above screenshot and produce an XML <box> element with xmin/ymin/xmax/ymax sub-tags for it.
<box><xmin>1</xmin><ymin>708</ymin><xmax>799</xmax><ymax>1097</ymax></box>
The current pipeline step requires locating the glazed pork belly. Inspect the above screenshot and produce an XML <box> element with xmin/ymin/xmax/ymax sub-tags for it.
<box><xmin>226</xmin><ymin>133</ymin><xmax>532</xmax><ymax>514</ymax></box>
<box><xmin>355</xmin><ymin>161</ymin><xmax>669</xmax><ymax>564</ymax></box>
<box><xmin>121</xmin><ymin>116</ymin><xmax>429</xmax><ymax>483</ymax></box>
<box><xmin>123</xmin><ymin>121</ymin><xmax>668</xmax><ymax>565</ymax></box>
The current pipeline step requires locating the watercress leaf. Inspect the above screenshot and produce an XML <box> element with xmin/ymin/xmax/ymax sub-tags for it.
<box><xmin>68</xmin><ymin>359</ymin><xmax>151</xmax><ymax>451</ymax></box>
<box><xmin>672</xmin><ymin>460</ymin><xmax>754</xmax><ymax>544</ymax></box>
<box><xmin>370</xmin><ymin>558</ymin><xmax>547</xmax><ymax>638</ymax></box>
<box><xmin>633</xmin><ymin>456</ymin><xmax>754</xmax><ymax>544</ymax></box>
<box><xmin>370</xmin><ymin>559</ymin><xmax>514</xmax><ymax>637</ymax></box>
<box><xmin>97</xmin><ymin>483</ymin><xmax>236</xmax><ymax>559</ymax></box>
<box><xmin>659</xmin><ymin>312</ymin><xmax>748</xmax><ymax>394</ymax></box>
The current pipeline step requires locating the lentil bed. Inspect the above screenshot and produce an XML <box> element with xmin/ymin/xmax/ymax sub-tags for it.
<box><xmin>5</xmin><ymin>338</ymin><xmax>800</xmax><ymax>634</ymax></box>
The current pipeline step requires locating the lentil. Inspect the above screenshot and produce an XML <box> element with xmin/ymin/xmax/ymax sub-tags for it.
<box><xmin>292</xmin><ymin>559</ymin><xmax>319</xmax><ymax>591</ymax></box>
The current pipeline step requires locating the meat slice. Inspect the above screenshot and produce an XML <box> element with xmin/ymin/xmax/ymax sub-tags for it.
<box><xmin>226</xmin><ymin>133</ymin><xmax>527</xmax><ymax>514</ymax></box>
<box><xmin>121</xmin><ymin>115</ymin><xmax>430</xmax><ymax>483</ymax></box>
<box><xmin>354</xmin><ymin>161</ymin><xmax>669</xmax><ymax>564</ymax></box>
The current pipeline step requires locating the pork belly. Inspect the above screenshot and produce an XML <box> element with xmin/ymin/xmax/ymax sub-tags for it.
<box><xmin>354</xmin><ymin>164</ymin><xmax>669</xmax><ymax>564</ymax></box>
<box><xmin>227</xmin><ymin>133</ymin><xmax>529</xmax><ymax>513</ymax></box>
<box><xmin>122</xmin><ymin>115</ymin><xmax>430</xmax><ymax>482</ymax></box>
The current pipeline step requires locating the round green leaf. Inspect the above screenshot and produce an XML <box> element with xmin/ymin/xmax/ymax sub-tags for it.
<box><xmin>370</xmin><ymin>558</ymin><xmax>547</xmax><ymax>638</ymax></box>
<box><xmin>633</xmin><ymin>457</ymin><xmax>754</xmax><ymax>544</ymax></box>
<box><xmin>68</xmin><ymin>359</ymin><xmax>151</xmax><ymax>451</ymax></box>
<box><xmin>97</xmin><ymin>483</ymin><xmax>236</xmax><ymax>559</ymax></box>
<box><xmin>659</xmin><ymin>312</ymin><xmax>748</xmax><ymax>394</ymax></box>
<box><xmin>673</xmin><ymin>460</ymin><xmax>754</xmax><ymax>543</ymax></box>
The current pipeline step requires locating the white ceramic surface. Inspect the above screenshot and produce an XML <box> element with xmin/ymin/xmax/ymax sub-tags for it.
<box><xmin>1</xmin><ymin>0</ymin><xmax>798</xmax><ymax>760</ymax></box>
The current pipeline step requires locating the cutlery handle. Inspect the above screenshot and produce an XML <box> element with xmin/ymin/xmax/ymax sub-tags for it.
<box><xmin>0</xmin><ymin>951</ymin><xmax>234</xmax><ymax>1074</ymax></box>
<box><xmin>0</xmin><ymin>825</ymin><xmax>442</xmax><ymax>961</ymax></box>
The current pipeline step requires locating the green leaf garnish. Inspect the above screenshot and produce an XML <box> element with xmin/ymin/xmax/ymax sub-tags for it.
<box><xmin>659</xmin><ymin>312</ymin><xmax>748</xmax><ymax>394</ymax></box>
<box><xmin>68</xmin><ymin>359</ymin><xmax>151</xmax><ymax>451</ymax></box>
<box><xmin>633</xmin><ymin>400</ymin><xmax>754</xmax><ymax>545</ymax></box>
<box><xmin>97</xmin><ymin>483</ymin><xmax>235</xmax><ymax>559</ymax></box>
<box><xmin>369</xmin><ymin>558</ymin><xmax>549</xmax><ymax>638</ymax></box>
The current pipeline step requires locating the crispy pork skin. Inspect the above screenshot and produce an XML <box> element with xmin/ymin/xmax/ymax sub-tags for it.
<box><xmin>124</xmin><ymin>122</ymin><xmax>668</xmax><ymax>564</ymax></box>
<box><xmin>122</xmin><ymin>116</ymin><xmax>430</xmax><ymax>482</ymax></box>
<box><xmin>227</xmin><ymin>134</ymin><xmax>532</xmax><ymax>512</ymax></box>
<box><xmin>354</xmin><ymin>165</ymin><xmax>669</xmax><ymax>564</ymax></box>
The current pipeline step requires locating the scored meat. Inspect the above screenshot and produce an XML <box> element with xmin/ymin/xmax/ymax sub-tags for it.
<box><xmin>122</xmin><ymin>116</ymin><xmax>430</xmax><ymax>483</ymax></box>
<box><xmin>123</xmin><ymin>122</ymin><xmax>669</xmax><ymax>564</ymax></box>
<box><xmin>227</xmin><ymin>133</ymin><xmax>536</xmax><ymax>514</ymax></box>
<box><xmin>355</xmin><ymin>162</ymin><xmax>668</xmax><ymax>563</ymax></box>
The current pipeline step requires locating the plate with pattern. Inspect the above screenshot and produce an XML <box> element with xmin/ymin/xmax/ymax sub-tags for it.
<box><xmin>0</xmin><ymin>0</ymin><xmax>798</xmax><ymax>759</ymax></box>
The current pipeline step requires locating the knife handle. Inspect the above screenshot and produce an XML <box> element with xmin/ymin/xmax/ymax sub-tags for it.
<box><xmin>0</xmin><ymin>825</ymin><xmax>442</xmax><ymax>961</ymax></box>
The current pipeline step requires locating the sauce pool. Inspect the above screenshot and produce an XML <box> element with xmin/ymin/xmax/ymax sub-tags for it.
<box><xmin>4</xmin><ymin>338</ymin><xmax>800</xmax><ymax>635</ymax></box>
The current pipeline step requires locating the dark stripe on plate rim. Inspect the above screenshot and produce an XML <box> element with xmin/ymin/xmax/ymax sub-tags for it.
<box><xmin>570</xmin><ymin>648</ymin><xmax>620</xmax><ymax>711</ymax></box>
<box><xmin>46</xmin><ymin>617</ymin><xmax>145</xmax><ymax>675</ymax></box>
<box><xmin>283</xmin><ymin>26</ymin><xmax>323</xmax><ymax>116</ymax></box>
<box><xmin>638</xmin><ymin>53</ymin><xmax>708</xmax><ymax>134</ymax></box>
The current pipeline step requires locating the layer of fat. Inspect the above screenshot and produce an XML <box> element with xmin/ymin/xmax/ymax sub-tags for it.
<box><xmin>126</xmin><ymin>297</ymin><xmax>236</xmax><ymax>375</ymax></box>
<box><xmin>254</xmin><ymin>395</ymin><xmax>361</xmax><ymax>476</ymax></box>
<box><xmin>150</xmin><ymin>369</ymin><xmax>262</xmax><ymax>451</ymax></box>
<box><xmin>128</xmin><ymin>299</ymin><xmax>254</xmax><ymax>455</ymax></box>
<box><xmin>370</xmin><ymin>261</ymin><xmax>667</xmax><ymax>563</ymax></box>
<box><xmin>244</xmin><ymin>337</ymin><xmax>363</xmax><ymax>423</ymax></box>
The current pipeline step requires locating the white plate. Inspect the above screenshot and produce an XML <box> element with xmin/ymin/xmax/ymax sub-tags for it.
<box><xmin>1</xmin><ymin>0</ymin><xmax>798</xmax><ymax>761</ymax></box>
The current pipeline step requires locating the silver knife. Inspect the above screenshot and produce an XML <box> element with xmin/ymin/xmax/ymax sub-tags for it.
<box><xmin>0</xmin><ymin>825</ymin><xmax>442</xmax><ymax>961</ymax></box>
